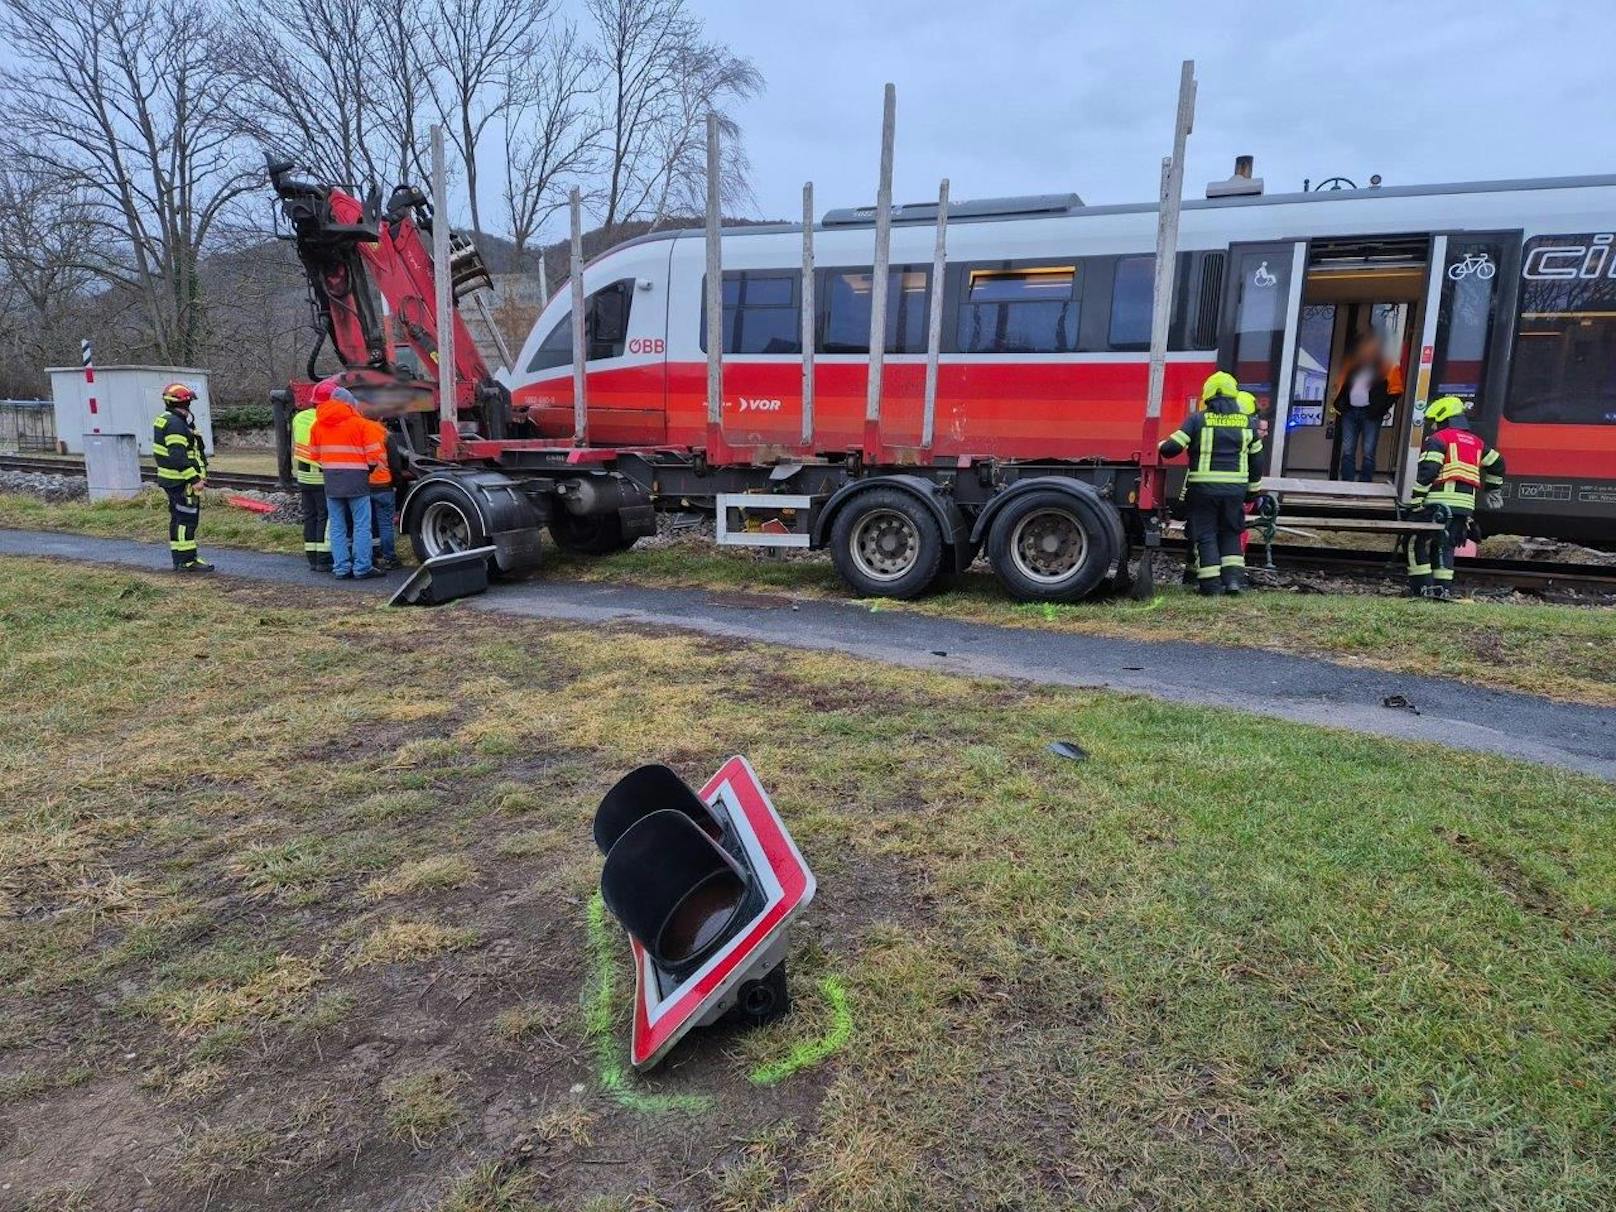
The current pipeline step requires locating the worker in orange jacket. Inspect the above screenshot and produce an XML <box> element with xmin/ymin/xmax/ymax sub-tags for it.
<box><xmin>360</xmin><ymin>415</ymin><xmax>401</xmax><ymax>571</ymax></box>
<box><xmin>307</xmin><ymin>380</ymin><xmax>385</xmax><ymax>579</ymax></box>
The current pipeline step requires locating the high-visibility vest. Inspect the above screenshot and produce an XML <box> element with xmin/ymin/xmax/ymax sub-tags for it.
<box><xmin>291</xmin><ymin>408</ymin><xmax>323</xmax><ymax>486</ymax></box>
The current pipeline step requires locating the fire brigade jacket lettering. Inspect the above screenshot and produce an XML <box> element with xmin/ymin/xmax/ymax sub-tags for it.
<box><xmin>1158</xmin><ymin>397</ymin><xmax>1265</xmax><ymax>498</ymax></box>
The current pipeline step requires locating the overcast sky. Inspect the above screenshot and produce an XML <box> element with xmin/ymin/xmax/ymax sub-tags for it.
<box><xmin>695</xmin><ymin>0</ymin><xmax>1616</xmax><ymax>221</ymax></box>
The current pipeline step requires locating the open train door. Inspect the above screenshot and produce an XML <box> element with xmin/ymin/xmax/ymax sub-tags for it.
<box><xmin>1217</xmin><ymin>240</ymin><xmax>1308</xmax><ymax>480</ymax></box>
<box><xmin>1399</xmin><ymin>232</ymin><xmax>1523</xmax><ymax>498</ymax></box>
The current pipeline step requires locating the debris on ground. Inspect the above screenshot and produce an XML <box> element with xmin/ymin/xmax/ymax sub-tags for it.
<box><xmin>1047</xmin><ymin>740</ymin><xmax>1089</xmax><ymax>761</ymax></box>
<box><xmin>1382</xmin><ymin>694</ymin><xmax>1420</xmax><ymax>715</ymax></box>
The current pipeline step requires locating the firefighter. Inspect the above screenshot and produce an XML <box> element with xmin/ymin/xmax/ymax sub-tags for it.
<box><xmin>152</xmin><ymin>383</ymin><xmax>214</xmax><ymax>573</ymax></box>
<box><xmin>359</xmin><ymin>412</ymin><xmax>401</xmax><ymax>571</ymax></box>
<box><xmin>1407</xmin><ymin>396</ymin><xmax>1505</xmax><ymax>599</ymax></box>
<box><xmin>1160</xmin><ymin>371</ymin><xmax>1264</xmax><ymax>595</ymax></box>
<box><xmin>291</xmin><ymin>385</ymin><xmax>333</xmax><ymax>569</ymax></box>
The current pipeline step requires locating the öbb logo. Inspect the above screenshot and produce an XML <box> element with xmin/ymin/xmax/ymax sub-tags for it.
<box><xmin>737</xmin><ymin>397</ymin><xmax>783</xmax><ymax>413</ymax></box>
<box><xmin>627</xmin><ymin>337</ymin><xmax>665</xmax><ymax>355</ymax></box>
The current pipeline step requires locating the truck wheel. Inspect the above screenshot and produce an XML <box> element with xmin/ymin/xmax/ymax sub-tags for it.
<box><xmin>986</xmin><ymin>489</ymin><xmax>1117</xmax><ymax>603</ymax></box>
<box><xmin>829</xmin><ymin>488</ymin><xmax>944</xmax><ymax>599</ymax></box>
<box><xmin>550</xmin><ymin>512</ymin><xmax>636</xmax><ymax>555</ymax></box>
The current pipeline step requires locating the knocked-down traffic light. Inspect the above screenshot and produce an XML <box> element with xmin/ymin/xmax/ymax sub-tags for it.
<box><xmin>593</xmin><ymin>756</ymin><xmax>816</xmax><ymax>1071</ymax></box>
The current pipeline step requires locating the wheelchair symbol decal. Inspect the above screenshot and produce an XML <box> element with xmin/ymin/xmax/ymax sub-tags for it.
<box><xmin>1252</xmin><ymin>261</ymin><xmax>1278</xmax><ymax>288</ymax></box>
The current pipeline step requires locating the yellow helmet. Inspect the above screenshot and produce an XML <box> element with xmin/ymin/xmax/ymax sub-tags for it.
<box><xmin>1425</xmin><ymin>396</ymin><xmax>1466</xmax><ymax>425</ymax></box>
<box><xmin>1201</xmin><ymin>371</ymin><xmax>1239</xmax><ymax>403</ymax></box>
<box><xmin>1236</xmin><ymin>390</ymin><xmax>1257</xmax><ymax>415</ymax></box>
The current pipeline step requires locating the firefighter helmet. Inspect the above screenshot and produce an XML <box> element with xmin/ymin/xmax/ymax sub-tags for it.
<box><xmin>1425</xmin><ymin>396</ymin><xmax>1466</xmax><ymax>426</ymax></box>
<box><xmin>161</xmin><ymin>382</ymin><xmax>198</xmax><ymax>409</ymax></box>
<box><xmin>1236</xmin><ymin>390</ymin><xmax>1257</xmax><ymax>416</ymax></box>
<box><xmin>309</xmin><ymin>378</ymin><xmax>340</xmax><ymax>405</ymax></box>
<box><xmin>1201</xmin><ymin>371</ymin><xmax>1239</xmax><ymax>403</ymax></box>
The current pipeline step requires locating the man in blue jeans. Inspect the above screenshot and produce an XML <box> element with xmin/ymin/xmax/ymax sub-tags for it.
<box><xmin>307</xmin><ymin>380</ymin><xmax>385</xmax><ymax>579</ymax></box>
<box><xmin>1331</xmin><ymin>333</ymin><xmax>1403</xmax><ymax>482</ymax></box>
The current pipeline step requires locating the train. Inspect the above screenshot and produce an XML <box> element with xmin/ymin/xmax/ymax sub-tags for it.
<box><xmin>273</xmin><ymin>163</ymin><xmax>1616</xmax><ymax>604</ymax></box>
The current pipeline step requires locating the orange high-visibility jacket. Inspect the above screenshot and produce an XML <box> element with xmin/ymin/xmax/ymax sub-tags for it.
<box><xmin>308</xmin><ymin>398</ymin><xmax>381</xmax><ymax>498</ymax></box>
<box><xmin>359</xmin><ymin>418</ymin><xmax>393</xmax><ymax>487</ymax></box>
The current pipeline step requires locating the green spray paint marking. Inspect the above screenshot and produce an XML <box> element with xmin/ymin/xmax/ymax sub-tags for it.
<box><xmin>748</xmin><ymin>975</ymin><xmax>852</xmax><ymax>1086</ymax></box>
<box><xmin>584</xmin><ymin>892</ymin><xmax>712</xmax><ymax>1114</ymax></box>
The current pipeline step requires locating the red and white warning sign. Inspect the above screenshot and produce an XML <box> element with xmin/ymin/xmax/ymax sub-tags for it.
<box><xmin>625</xmin><ymin>756</ymin><xmax>815</xmax><ymax>1070</ymax></box>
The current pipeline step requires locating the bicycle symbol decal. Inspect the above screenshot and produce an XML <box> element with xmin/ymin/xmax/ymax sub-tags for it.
<box><xmin>1252</xmin><ymin>261</ymin><xmax>1277</xmax><ymax>288</ymax></box>
<box><xmin>1447</xmin><ymin>251</ymin><xmax>1496</xmax><ymax>282</ymax></box>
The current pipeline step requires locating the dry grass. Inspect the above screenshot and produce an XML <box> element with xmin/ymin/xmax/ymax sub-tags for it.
<box><xmin>347</xmin><ymin>919</ymin><xmax>478</xmax><ymax>968</ymax></box>
<box><xmin>385</xmin><ymin>1068</ymin><xmax>466</xmax><ymax>1147</ymax></box>
<box><xmin>2</xmin><ymin>558</ymin><xmax>1614</xmax><ymax>1211</ymax></box>
<box><xmin>362</xmin><ymin>854</ymin><xmax>477</xmax><ymax>901</ymax></box>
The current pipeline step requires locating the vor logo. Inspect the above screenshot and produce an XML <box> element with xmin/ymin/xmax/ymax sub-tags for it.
<box><xmin>737</xmin><ymin>397</ymin><xmax>783</xmax><ymax>413</ymax></box>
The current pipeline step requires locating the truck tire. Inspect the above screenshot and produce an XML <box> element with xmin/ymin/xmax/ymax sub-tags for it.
<box><xmin>986</xmin><ymin>488</ymin><xmax>1117</xmax><ymax>603</ymax></box>
<box><xmin>829</xmin><ymin>488</ymin><xmax>945</xmax><ymax>600</ymax></box>
<box><xmin>550</xmin><ymin>512</ymin><xmax>637</xmax><ymax>556</ymax></box>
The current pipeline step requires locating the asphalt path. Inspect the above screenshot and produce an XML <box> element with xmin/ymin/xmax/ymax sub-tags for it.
<box><xmin>5</xmin><ymin>528</ymin><xmax>1613</xmax><ymax>779</ymax></box>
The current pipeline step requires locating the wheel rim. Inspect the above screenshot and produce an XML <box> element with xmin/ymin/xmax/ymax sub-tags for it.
<box><xmin>420</xmin><ymin>500</ymin><xmax>472</xmax><ymax>558</ymax></box>
<box><xmin>1009</xmin><ymin>507</ymin><xmax>1088</xmax><ymax>585</ymax></box>
<box><xmin>849</xmin><ymin>508</ymin><xmax>921</xmax><ymax>582</ymax></box>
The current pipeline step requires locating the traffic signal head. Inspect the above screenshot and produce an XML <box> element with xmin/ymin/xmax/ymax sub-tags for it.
<box><xmin>593</xmin><ymin>757</ymin><xmax>815</xmax><ymax>1071</ymax></box>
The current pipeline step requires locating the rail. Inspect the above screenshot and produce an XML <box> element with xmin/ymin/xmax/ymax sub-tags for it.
<box><xmin>0</xmin><ymin>454</ymin><xmax>280</xmax><ymax>494</ymax></box>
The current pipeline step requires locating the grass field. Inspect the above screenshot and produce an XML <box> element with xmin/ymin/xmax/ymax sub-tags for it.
<box><xmin>1</xmin><ymin>489</ymin><xmax>1613</xmax><ymax>705</ymax></box>
<box><xmin>1</xmin><ymin>559</ymin><xmax>1613</xmax><ymax>1211</ymax></box>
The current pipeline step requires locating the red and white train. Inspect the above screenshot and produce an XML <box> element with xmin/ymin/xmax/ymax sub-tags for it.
<box><xmin>275</xmin><ymin>165</ymin><xmax>1616</xmax><ymax>602</ymax></box>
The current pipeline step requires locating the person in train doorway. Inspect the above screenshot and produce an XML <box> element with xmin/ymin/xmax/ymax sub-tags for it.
<box><xmin>1406</xmin><ymin>396</ymin><xmax>1506</xmax><ymax>600</ymax></box>
<box><xmin>359</xmin><ymin>412</ymin><xmax>403</xmax><ymax>571</ymax></box>
<box><xmin>291</xmin><ymin>384</ymin><xmax>332</xmax><ymax>570</ymax></box>
<box><xmin>1159</xmin><ymin>371</ymin><xmax>1266</xmax><ymax>596</ymax></box>
<box><xmin>1331</xmin><ymin>332</ymin><xmax>1404</xmax><ymax>482</ymax></box>
<box><xmin>307</xmin><ymin>379</ymin><xmax>385</xmax><ymax>580</ymax></box>
<box><xmin>153</xmin><ymin>383</ymin><xmax>214</xmax><ymax>573</ymax></box>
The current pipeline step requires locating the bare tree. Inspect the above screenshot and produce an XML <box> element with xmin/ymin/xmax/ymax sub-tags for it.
<box><xmin>0</xmin><ymin>0</ymin><xmax>257</xmax><ymax>363</ymax></box>
<box><xmin>219</xmin><ymin>0</ymin><xmax>436</xmax><ymax>192</ymax></box>
<box><xmin>641</xmin><ymin>38</ymin><xmax>760</xmax><ymax>223</ymax></box>
<box><xmin>502</xmin><ymin>21</ymin><xmax>602</xmax><ymax>258</ymax></box>
<box><xmin>430</xmin><ymin>0</ymin><xmax>552</xmax><ymax>241</ymax></box>
<box><xmin>586</xmin><ymin>0</ymin><xmax>760</xmax><ymax>234</ymax></box>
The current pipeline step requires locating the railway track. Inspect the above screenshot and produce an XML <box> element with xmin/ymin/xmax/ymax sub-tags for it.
<box><xmin>6</xmin><ymin>451</ymin><xmax>1613</xmax><ymax>594</ymax></box>
<box><xmin>0</xmin><ymin>453</ymin><xmax>280</xmax><ymax>493</ymax></box>
<box><xmin>1242</xmin><ymin>542</ymin><xmax>1616</xmax><ymax>595</ymax></box>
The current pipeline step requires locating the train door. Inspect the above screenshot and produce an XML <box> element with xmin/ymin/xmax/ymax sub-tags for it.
<box><xmin>1218</xmin><ymin>240</ymin><xmax>1307</xmax><ymax>478</ymax></box>
<box><xmin>1404</xmin><ymin>231</ymin><xmax>1521</xmax><ymax>492</ymax></box>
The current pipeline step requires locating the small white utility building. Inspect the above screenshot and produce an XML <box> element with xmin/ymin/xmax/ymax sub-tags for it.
<box><xmin>47</xmin><ymin>365</ymin><xmax>214</xmax><ymax>455</ymax></box>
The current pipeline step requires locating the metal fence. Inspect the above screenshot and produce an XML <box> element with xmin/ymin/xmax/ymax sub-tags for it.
<box><xmin>0</xmin><ymin>400</ymin><xmax>55</xmax><ymax>453</ymax></box>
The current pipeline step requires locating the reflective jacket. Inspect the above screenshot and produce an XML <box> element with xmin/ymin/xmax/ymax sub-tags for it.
<box><xmin>291</xmin><ymin>407</ymin><xmax>324</xmax><ymax>486</ymax></box>
<box><xmin>1159</xmin><ymin>395</ymin><xmax>1265</xmax><ymax>498</ymax></box>
<box><xmin>1412</xmin><ymin>419</ymin><xmax>1505</xmax><ymax>511</ymax></box>
<box><xmin>152</xmin><ymin>407</ymin><xmax>206</xmax><ymax>486</ymax></box>
<box><xmin>308</xmin><ymin>398</ymin><xmax>382</xmax><ymax>499</ymax></box>
<box><xmin>360</xmin><ymin>418</ymin><xmax>393</xmax><ymax>487</ymax></box>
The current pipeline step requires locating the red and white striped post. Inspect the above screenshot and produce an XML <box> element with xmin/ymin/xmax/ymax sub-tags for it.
<box><xmin>81</xmin><ymin>339</ymin><xmax>100</xmax><ymax>434</ymax></box>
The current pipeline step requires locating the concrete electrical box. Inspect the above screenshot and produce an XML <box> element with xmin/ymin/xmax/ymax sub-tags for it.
<box><xmin>47</xmin><ymin>365</ymin><xmax>214</xmax><ymax>456</ymax></box>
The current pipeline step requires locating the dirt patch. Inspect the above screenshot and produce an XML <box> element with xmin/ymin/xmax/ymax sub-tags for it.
<box><xmin>1446</xmin><ymin>830</ymin><xmax>1566</xmax><ymax>918</ymax></box>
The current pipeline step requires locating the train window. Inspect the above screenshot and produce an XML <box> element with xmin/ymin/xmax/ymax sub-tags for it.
<box><xmin>820</xmin><ymin>267</ymin><xmax>930</xmax><ymax>353</ymax></box>
<box><xmin>702</xmin><ymin>271</ymin><xmax>801</xmax><ymax>354</ymax></box>
<box><xmin>525</xmin><ymin>278</ymin><xmax>636</xmax><ymax>372</ymax></box>
<box><xmin>958</xmin><ymin>264</ymin><xmax>1080</xmax><ymax>354</ymax></box>
<box><xmin>1507</xmin><ymin>233</ymin><xmax>1616</xmax><ymax>424</ymax></box>
<box><xmin>1108</xmin><ymin>256</ymin><xmax>1154</xmax><ymax>350</ymax></box>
